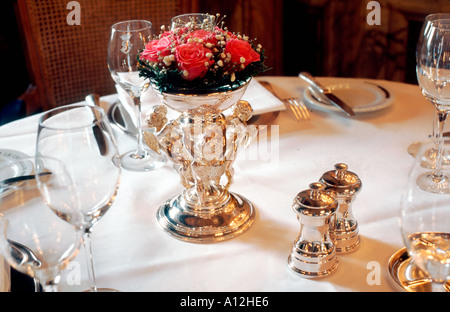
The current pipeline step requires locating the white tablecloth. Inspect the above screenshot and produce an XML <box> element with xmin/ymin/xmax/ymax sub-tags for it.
<box><xmin>0</xmin><ymin>76</ymin><xmax>437</xmax><ymax>292</ymax></box>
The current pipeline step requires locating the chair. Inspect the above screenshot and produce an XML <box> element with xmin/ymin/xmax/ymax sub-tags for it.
<box><xmin>15</xmin><ymin>0</ymin><xmax>198</xmax><ymax>114</ymax></box>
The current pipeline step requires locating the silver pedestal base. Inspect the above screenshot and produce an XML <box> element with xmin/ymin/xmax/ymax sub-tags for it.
<box><xmin>156</xmin><ymin>192</ymin><xmax>255</xmax><ymax>243</ymax></box>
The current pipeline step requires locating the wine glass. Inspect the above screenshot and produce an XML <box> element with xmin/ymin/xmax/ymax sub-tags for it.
<box><xmin>400</xmin><ymin>138</ymin><xmax>450</xmax><ymax>292</ymax></box>
<box><xmin>36</xmin><ymin>104</ymin><xmax>121</xmax><ymax>292</ymax></box>
<box><xmin>171</xmin><ymin>13</ymin><xmax>216</xmax><ymax>30</ymax></box>
<box><xmin>416</xmin><ymin>17</ymin><xmax>450</xmax><ymax>192</ymax></box>
<box><xmin>108</xmin><ymin>20</ymin><xmax>165</xmax><ymax>172</ymax></box>
<box><xmin>408</xmin><ymin>13</ymin><xmax>450</xmax><ymax>167</ymax></box>
<box><xmin>0</xmin><ymin>157</ymin><xmax>82</xmax><ymax>292</ymax></box>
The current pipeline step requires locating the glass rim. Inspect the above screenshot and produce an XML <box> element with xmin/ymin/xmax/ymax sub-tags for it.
<box><xmin>38</xmin><ymin>104</ymin><xmax>105</xmax><ymax>131</ymax></box>
<box><xmin>171</xmin><ymin>13</ymin><xmax>215</xmax><ymax>27</ymax></box>
<box><xmin>429</xmin><ymin>18</ymin><xmax>450</xmax><ymax>30</ymax></box>
<box><xmin>425</xmin><ymin>13</ymin><xmax>450</xmax><ymax>21</ymax></box>
<box><xmin>111</xmin><ymin>20</ymin><xmax>152</xmax><ymax>32</ymax></box>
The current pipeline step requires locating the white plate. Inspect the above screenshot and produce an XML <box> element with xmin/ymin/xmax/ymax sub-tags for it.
<box><xmin>0</xmin><ymin>149</ymin><xmax>33</xmax><ymax>193</ymax></box>
<box><xmin>303</xmin><ymin>81</ymin><xmax>394</xmax><ymax>114</ymax></box>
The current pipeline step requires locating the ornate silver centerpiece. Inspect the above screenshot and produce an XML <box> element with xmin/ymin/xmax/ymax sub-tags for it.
<box><xmin>145</xmin><ymin>82</ymin><xmax>256</xmax><ymax>243</ymax></box>
<box><xmin>137</xmin><ymin>13</ymin><xmax>267</xmax><ymax>243</ymax></box>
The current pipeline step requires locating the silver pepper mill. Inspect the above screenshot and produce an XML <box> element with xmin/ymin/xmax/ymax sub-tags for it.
<box><xmin>288</xmin><ymin>182</ymin><xmax>338</xmax><ymax>278</ymax></box>
<box><xmin>320</xmin><ymin>163</ymin><xmax>362</xmax><ymax>253</ymax></box>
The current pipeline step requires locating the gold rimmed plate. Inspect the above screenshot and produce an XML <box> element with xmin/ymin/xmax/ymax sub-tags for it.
<box><xmin>388</xmin><ymin>247</ymin><xmax>450</xmax><ymax>292</ymax></box>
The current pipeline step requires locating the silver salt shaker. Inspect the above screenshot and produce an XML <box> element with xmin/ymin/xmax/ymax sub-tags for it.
<box><xmin>320</xmin><ymin>163</ymin><xmax>362</xmax><ymax>253</ymax></box>
<box><xmin>288</xmin><ymin>182</ymin><xmax>338</xmax><ymax>278</ymax></box>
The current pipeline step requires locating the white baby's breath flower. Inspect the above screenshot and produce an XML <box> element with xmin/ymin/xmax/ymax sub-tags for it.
<box><xmin>163</xmin><ymin>56</ymin><xmax>172</xmax><ymax>66</ymax></box>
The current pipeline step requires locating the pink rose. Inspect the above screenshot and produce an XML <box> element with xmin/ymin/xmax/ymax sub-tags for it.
<box><xmin>140</xmin><ymin>36</ymin><xmax>172</xmax><ymax>63</ymax></box>
<box><xmin>175</xmin><ymin>43</ymin><xmax>214</xmax><ymax>81</ymax></box>
<box><xmin>225</xmin><ymin>39</ymin><xmax>260</xmax><ymax>70</ymax></box>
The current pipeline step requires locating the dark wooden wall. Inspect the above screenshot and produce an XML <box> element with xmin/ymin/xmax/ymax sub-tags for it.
<box><xmin>200</xmin><ymin>0</ymin><xmax>450</xmax><ymax>83</ymax></box>
<box><xmin>3</xmin><ymin>0</ymin><xmax>450</xmax><ymax>124</ymax></box>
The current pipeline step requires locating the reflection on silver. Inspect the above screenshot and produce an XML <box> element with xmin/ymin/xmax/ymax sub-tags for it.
<box><xmin>388</xmin><ymin>247</ymin><xmax>450</xmax><ymax>292</ymax></box>
<box><xmin>147</xmin><ymin>82</ymin><xmax>256</xmax><ymax>243</ymax></box>
<box><xmin>320</xmin><ymin>163</ymin><xmax>362</xmax><ymax>253</ymax></box>
<box><xmin>288</xmin><ymin>182</ymin><xmax>338</xmax><ymax>278</ymax></box>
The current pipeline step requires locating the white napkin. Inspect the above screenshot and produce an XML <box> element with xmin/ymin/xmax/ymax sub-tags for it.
<box><xmin>115</xmin><ymin>79</ymin><xmax>285</xmax><ymax>124</ymax></box>
<box><xmin>241</xmin><ymin>79</ymin><xmax>285</xmax><ymax>115</ymax></box>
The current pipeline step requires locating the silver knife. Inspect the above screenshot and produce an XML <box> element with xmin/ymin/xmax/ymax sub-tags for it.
<box><xmin>299</xmin><ymin>72</ymin><xmax>355</xmax><ymax>116</ymax></box>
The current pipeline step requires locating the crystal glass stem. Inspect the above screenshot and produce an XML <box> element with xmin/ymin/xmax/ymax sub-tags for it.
<box><xmin>434</xmin><ymin>111</ymin><xmax>448</xmax><ymax>178</ymax></box>
<box><xmin>33</xmin><ymin>278</ymin><xmax>41</xmax><ymax>292</ymax></box>
<box><xmin>82</xmin><ymin>231</ymin><xmax>97</xmax><ymax>292</ymax></box>
<box><xmin>132</xmin><ymin>95</ymin><xmax>146</xmax><ymax>159</ymax></box>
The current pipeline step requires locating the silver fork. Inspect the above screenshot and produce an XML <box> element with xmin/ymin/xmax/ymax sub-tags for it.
<box><xmin>259</xmin><ymin>81</ymin><xmax>310</xmax><ymax>121</ymax></box>
<box><xmin>285</xmin><ymin>97</ymin><xmax>310</xmax><ymax>121</ymax></box>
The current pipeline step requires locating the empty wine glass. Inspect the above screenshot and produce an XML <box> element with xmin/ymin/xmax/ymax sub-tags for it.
<box><xmin>108</xmin><ymin>20</ymin><xmax>165</xmax><ymax>172</ymax></box>
<box><xmin>408</xmin><ymin>13</ymin><xmax>450</xmax><ymax>166</ymax></box>
<box><xmin>416</xmin><ymin>17</ymin><xmax>450</xmax><ymax>192</ymax></box>
<box><xmin>36</xmin><ymin>104</ymin><xmax>121</xmax><ymax>292</ymax></box>
<box><xmin>400</xmin><ymin>138</ymin><xmax>450</xmax><ymax>292</ymax></box>
<box><xmin>0</xmin><ymin>157</ymin><xmax>82</xmax><ymax>292</ymax></box>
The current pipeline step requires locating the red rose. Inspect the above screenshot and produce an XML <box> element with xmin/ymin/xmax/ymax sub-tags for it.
<box><xmin>225</xmin><ymin>39</ymin><xmax>260</xmax><ymax>70</ymax></box>
<box><xmin>175</xmin><ymin>43</ymin><xmax>214</xmax><ymax>81</ymax></box>
<box><xmin>140</xmin><ymin>36</ymin><xmax>172</xmax><ymax>63</ymax></box>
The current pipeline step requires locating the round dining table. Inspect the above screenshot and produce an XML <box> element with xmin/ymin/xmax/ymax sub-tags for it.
<box><xmin>0</xmin><ymin>76</ymin><xmax>438</xmax><ymax>294</ymax></box>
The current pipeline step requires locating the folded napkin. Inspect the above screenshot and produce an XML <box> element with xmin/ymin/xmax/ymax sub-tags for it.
<box><xmin>115</xmin><ymin>79</ymin><xmax>285</xmax><ymax>125</ymax></box>
<box><xmin>241</xmin><ymin>79</ymin><xmax>286</xmax><ymax>115</ymax></box>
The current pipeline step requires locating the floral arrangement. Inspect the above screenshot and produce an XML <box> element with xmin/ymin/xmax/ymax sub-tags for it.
<box><xmin>138</xmin><ymin>14</ymin><xmax>267</xmax><ymax>94</ymax></box>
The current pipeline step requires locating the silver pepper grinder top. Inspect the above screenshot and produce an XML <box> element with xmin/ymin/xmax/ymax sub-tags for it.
<box><xmin>288</xmin><ymin>182</ymin><xmax>338</xmax><ymax>278</ymax></box>
<box><xmin>320</xmin><ymin>163</ymin><xmax>362</xmax><ymax>253</ymax></box>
